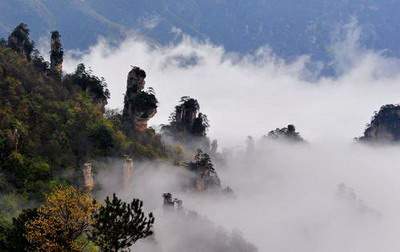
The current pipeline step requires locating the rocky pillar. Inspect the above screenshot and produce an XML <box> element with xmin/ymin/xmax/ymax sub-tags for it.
<box><xmin>82</xmin><ymin>162</ymin><xmax>94</xmax><ymax>192</ymax></box>
<box><xmin>163</xmin><ymin>193</ymin><xmax>175</xmax><ymax>210</ymax></box>
<box><xmin>122</xmin><ymin>157</ymin><xmax>134</xmax><ymax>190</ymax></box>
<box><xmin>122</xmin><ymin>67</ymin><xmax>157</xmax><ymax>134</ymax></box>
<box><xmin>50</xmin><ymin>31</ymin><xmax>63</xmax><ymax>77</ymax></box>
<box><xmin>195</xmin><ymin>175</ymin><xmax>206</xmax><ymax>192</ymax></box>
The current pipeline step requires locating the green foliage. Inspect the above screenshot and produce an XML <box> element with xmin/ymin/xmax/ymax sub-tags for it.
<box><xmin>105</xmin><ymin>109</ymin><xmax>123</xmax><ymax>131</ymax></box>
<box><xmin>89</xmin><ymin>194</ymin><xmax>155</xmax><ymax>252</ymax></box>
<box><xmin>0</xmin><ymin>193</ymin><xmax>28</xmax><ymax>220</ymax></box>
<box><xmin>186</xmin><ymin>149</ymin><xmax>221</xmax><ymax>190</ymax></box>
<box><xmin>64</xmin><ymin>63</ymin><xmax>110</xmax><ymax>104</ymax></box>
<box><xmin>164</xmin><ymin>96</ymin><xmax>209</xmax><ymax>136</ymax></box>
<box><xmin>89</xmin><ymin>120</ymin><xmax>117</xmax><ymax>156</ymax></box>
<box><xmin>32</xmin><ymin>49</ymin><xmax>50</xmax><ymax>73</ymax></box>
<box><xmin>3</xmin><ymin>208</ymin><xmax>38</xmax><ymax>251</ymax></box>
<box><xmin>0</xmin><ymin>45</ymin><xmax>112</xmax><ymax>199</ymax></box>
<box><xmin>0</xmin><ymin>24</ymin><xmax>168</xmax><ymax>226</ymax></box>
<box><xmin>192</xmin><ymin>113</ymin><xmax>209</xmax><ymax>137</ymax></box>
<box><xmin>0</xmin><ymin>214</ymin><xmax>12</xmax><ymax>250</ymax></box>
<box><xmin>132</xmin><ymin>90</ymin><xmax>158</xmax><ymax>113</ymax></box>
<box><xmin>187</xmin><ymin>149</ymin><xmax>215</xmax><ymax>173</ymax></box>
<box><xmin>162</xmin><ymin>96</ymin><xmax>211</xmax><ymax>152</ymax></box>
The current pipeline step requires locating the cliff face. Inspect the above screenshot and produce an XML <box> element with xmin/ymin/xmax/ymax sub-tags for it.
<box><xmin>122</xmin><ymin>67</ymin><xmax>157</xmax><ymax>134</ymax></box>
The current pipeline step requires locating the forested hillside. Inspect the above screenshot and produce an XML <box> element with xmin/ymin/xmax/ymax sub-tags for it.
<box><xmin>0</xmin><ymin>23</ymin><xmax>167</xmax><ymax>244</ymax></box>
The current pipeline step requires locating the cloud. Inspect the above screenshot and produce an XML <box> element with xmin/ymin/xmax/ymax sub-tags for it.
<box><xmin>64</xmin><ymin>23</ymin><xmax>400</xmax><ymax>147</ymax></box>
<box><xmin>64</xmin><ymin>22</ymin><xmax>400</xmax><ymax>251</ymax></box>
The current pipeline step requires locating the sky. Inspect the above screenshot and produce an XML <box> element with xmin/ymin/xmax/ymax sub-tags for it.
<box><xmin>59</xmin><ymin>21</ymin><xmax>400</xmax><ymax>251</ymax></box>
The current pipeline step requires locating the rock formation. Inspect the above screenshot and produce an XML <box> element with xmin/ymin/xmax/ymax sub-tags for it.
<box><xmin>267</xmin><ymin>124</ymin><xmax>304</xmax><ymax>142</ymax></box>
<box><xmin>358</xmin><ymin>104</ymin><xmax>400</xmax><ymax>142</ymax></box>
<box><xmin>122</xmin><ymin>157</ymin><xmax>134</xmax><ymax>190</ymax></box>
<box><xmin>168</xmin><ymin>97</ymin><xmax>208</xmax><ymax>136</ymax></box>
<box><xmin>122</xmin><ymin>67</ymin><xmax>158</xmax><ymax>134</ymax></box>
<box><xmin>210</xmin><ymin>139</ymin><xmax>218</xmax><ymax>155</ymax></box>
<box><xmin>6</xmin><ymin>129</ymin><xmax>19</xmax><ymax>153</ymax></box>
<box><xmin>162</xmin><ymin>193</ymin><xmax>175</xmax><ymax>210</ymax></box>
<box><xmin>50</xmin><ymin>31</ymin><xmax>63</xmax><ymax>77</ymax></box>
<box><xmin>186</xmin><ymin>150</ymin><xmax>221</xmax><ymax>192</ymax></box>
<box><xmin>162</xmin><ymin>96</ymin><xmax>210</xmax><ymax>150</ymax></box>
<box><xmin>162</xmin><ymin>193</ymin><xmax>183</xmax><ymax>211</ymax></box>
<box><xmin>82</xmin><ymin>162</ymin><xmax>94</xmax><ymax>192</ymax></box>
<box><xmin>7</xmin><ymin>23</ymin><xmax>34</xmax><ymax>60</ymax></box>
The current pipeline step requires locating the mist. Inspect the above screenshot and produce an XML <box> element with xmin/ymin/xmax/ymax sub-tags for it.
<box><xmin>63</xmin><ymin>22</ymin><xmax>400</xmax><ymax>251</ymax></box>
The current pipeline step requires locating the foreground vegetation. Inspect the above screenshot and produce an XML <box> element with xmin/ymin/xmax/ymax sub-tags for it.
<box><xmin>2</xmin><ymin>186</ymin><xmax>154</xmax><ymax>251</ymax></box>
<box><xmin>0</xmin><ymin>23</ymin><xmax>165</xmax><ymax>250</ymax></box>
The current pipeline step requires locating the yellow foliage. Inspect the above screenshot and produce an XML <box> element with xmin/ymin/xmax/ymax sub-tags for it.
<box><xmin>26</xmin><ymin>185</ymin><xmax>99</xmax><ymax>252</ymax></box>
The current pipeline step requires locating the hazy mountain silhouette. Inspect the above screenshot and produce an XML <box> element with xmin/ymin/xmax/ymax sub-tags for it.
<box><xmin>1</xmin><ymin>0</ymin><xmax>399</xmax><ymax>61</ymax></box>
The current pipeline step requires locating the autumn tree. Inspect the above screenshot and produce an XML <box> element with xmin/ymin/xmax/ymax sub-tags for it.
<box><xmin>26</xmin><ymin>186</ymin><xmax>98</xmax><ymax>251</ymax></box>
<box><xmin>89</xmin><ymin>194</ymin><xmax>155</xmax><ymax>251</ymax></box>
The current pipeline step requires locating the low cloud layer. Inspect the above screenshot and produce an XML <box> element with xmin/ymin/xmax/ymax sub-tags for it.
<box><xmin>64</xmin><ymin>23</ymin><xmax>400</xmax><ymax>251</ymax></box>
<box><xmin>64</xmin><ymin>22</ymin><xmax>400</xmax><ymax>147</ymax></box>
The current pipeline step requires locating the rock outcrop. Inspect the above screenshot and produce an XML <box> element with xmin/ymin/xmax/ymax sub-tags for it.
<box><xmin>358</xmin><ymin>104</ymin><xmax>400</xmax><ymax>143</ymax></box>
<box><xmin>267</xmin><ymin>124</ymin><xmax>304</xmax><ymax>142</ymax></box>
<box><xmin>162</xmin><ymin>96</ymin><xmax>210</xmax><ymax>151</ymax></box>
<box><xmin>186</xmin><ymin>150</ymin><xmax>221</xmax><ymax>192</ymax></box>
<box><xmin>122</xmin><ymin>67</ymin><xmax>158</xmax><ymax>134</ymax></box>
<box><xmin>168</xmin><ymin>97</ymin><xmax>208</xmax><ymax>137</ymax></box>
<box><xmin>162</xmin><ymin>193</ymin><xmax>183</xmax><ymax>211</ymax></box>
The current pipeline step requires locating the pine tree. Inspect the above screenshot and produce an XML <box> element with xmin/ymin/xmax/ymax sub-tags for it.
<box><xmin>89</xmin><ymin>194</ymin><xmax>155</xmax><ymax>252</ymax></box>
